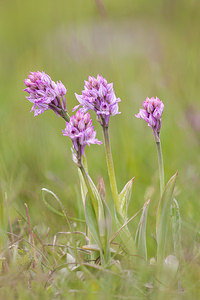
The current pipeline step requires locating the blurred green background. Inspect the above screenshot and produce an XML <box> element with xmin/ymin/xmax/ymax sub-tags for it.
<box><xmin>0</xmin><ymin>0</ymin><xmax>200</xmax><ymax>255</ymax></box>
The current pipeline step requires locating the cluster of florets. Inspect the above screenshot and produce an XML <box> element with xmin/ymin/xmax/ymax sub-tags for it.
<box><xmin>24</xmin><ymin>71</ymin><xmax>67</xmax><ymax>116</ymax></box>
<box><xmin>135</xmin><ymin>97</ymin><xmax>164</xmax><ymax>141</ymax></box>
<box><xmin>74</xmin><ymin>75</ymin><xmax>121</xmax><ymax>127</ymax></box>
<box><xmin>63</xmin><ymin>110</ymin><xmax>102</xmax><ymax>161</ymax></box>
<box><xmin>24</xmin><ymin>71</ymin><xmax>165</xmax><ymax>160</ymax></box>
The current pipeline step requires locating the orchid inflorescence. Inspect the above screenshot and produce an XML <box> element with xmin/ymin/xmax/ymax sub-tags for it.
<box><xmin>74</xmin><ymin>75</ymin><xmax>121</xmax><ymax>127</ymax></box>
<box><xmin>24</xmin><ymin>71</ymin><xmax>180</xmax><ymax>268</ymax></box>
<box><xmin>24</xmin><ymin>71</ymin><xmax>69</xmax><ymax>120</ymax></box>
<box><xmin>62</xmin><ymin>110</ymin><xmax>102</xmax><ymax>164</ymax></box>
<box><xmin>135</xmin><ymin>96</ymin><xmax>164</xmax><ymax>142</ymax></box>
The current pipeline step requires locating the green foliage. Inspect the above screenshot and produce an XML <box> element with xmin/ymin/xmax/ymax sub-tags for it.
<box><xmin>135</xmin><ymin>199</ymin><xmax>150</xmax><ymax>260</ymax></box>
<box><xmin>156</xmin><ymin>172</ymin><xmax>178</xmax><ymax>263</ymax></box>
<box><xmin>85</xmin><ymin>193</ymin><xmax>112</xmax><ymax>264</ymax></box>
<box><xmin>171</xmin><ymin>198</ymin><xmax>182</xmax><ymax>257</ymax></box>
<box><xmin>119</xmin><ymin>177</ymin><xmax>134</xmax><ymax>220</ymax></box>
<box><xmin>80</xmin><ymin>165</ymin><xmax>112</xmax><ymax>264</ymax></box>
<box><xmin>41</xmin><ymin>188</ymin><xmax>66</xmax><ymax>218</ymax></box>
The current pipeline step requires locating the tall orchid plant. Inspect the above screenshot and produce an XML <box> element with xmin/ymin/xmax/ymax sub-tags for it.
<box><xmin>24</xmin><ymin>72</ymin><xmax>181</xmax><ymax>268</ymax></box>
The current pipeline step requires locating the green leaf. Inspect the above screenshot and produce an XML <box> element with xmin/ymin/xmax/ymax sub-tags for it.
<box><xmin>156</xmin><ymin>172</ymin><xmax>178</xmax><ymax>263</ymax></box>
<box><xmin>41</xmin><ymin>188</ymin><xmax>65</xmax><ymax>217</ymax></box>
<box><xmin>119</xmin><ymin>177</ymin><xmax>134</xmax><ymax>219</ymax></box>
<box><xmin>80</xmin><ymin>165</ymin><xmax>102</xmax><ymax>218</ymax></box>
<box><xmin>84</xmin><ymin>194</ymin><xmax>103</xmax><ymax>256</ymax></box>
<box><xmin>171</xmin><ymin>198</ymin><xmax>181</xmax><ymax>258</ymax></box>
<box><xmin>135</xmin><ymin>199</ymin><xmax>150</xmax><ymax>260</ymax></box>
<box><xmin>84</xmin><ymin>192</ymin><xmax>112</xmax><ymax>264</ymax></box>
<box><xmin>101</xmin><ymin>195</ymin><xmax>112</xmax><ymax>263</ymax></box>
<box><xmin>80</xmin><ymin>165</ymin><xmax>112</xmax><ymax>264</ymax></box>
<box><xmin>41</xmin><ymin>188</ymin><xmax>73</xmax><ymax>229</ymax></box>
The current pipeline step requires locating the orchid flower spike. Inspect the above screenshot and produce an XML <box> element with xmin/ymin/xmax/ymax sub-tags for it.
<box><xmin>135</xmin><ymin>97</ymin><xmax>164</xmax><ymax>142</ymax></box>
<box><xmin>24</xmin><ymin>71</ymin><xmax>67</xmax><ymax>118</ymax></box>
<box><xmin>63</xmin><ymin>110</ymin><xmax>102</xmax><ymax>163</ymax></box>
<box><xmin>74</xmin><ymin>75</ymin><xmax>121</xmax><ymax>127</ymax></box>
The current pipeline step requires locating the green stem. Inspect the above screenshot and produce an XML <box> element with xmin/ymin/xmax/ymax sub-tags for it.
<box><xmin>102</xmin><ymin>126</ymin><xmax>136</xmax><ymax>256</ymax></box>
<box><xmin>102</xmin><ymin>126</ymin><xmax>119</xmax><ymax>213</ymax></box>
<box><xmin>155</xmin><ymin>136</ymin><xmax>165</xmax><ymax>263</ymax></box>
<box><xmin>60</xmin><ymin>110</ymin><xmax>70</xmax><ymax>122</ymax></box>
<box><xmin>156</xmin><ymin>139</ymin><xmax>165</xmax><ymax>197</ymax></box>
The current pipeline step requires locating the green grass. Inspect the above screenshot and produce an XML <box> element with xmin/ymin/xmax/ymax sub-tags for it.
<box><xmin>1</xmin><ymin>0</ymin><xmax>200</xmax><ymax>299</ymax></box>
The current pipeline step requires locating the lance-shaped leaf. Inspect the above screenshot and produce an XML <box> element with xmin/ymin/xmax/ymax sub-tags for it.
<box><xmin>41</xmin><ymin>188</ymin><xmax>85</xmax><ymax>224</ymax></box>
<box><xmin>97</xmin><ymin>177</ymin><xmax>111</xmax><ymax>261</ymax></box>
<box><xmin>101</xmin><ymin>193</ymin><xmax>112</xmax><ymax>263</ymax></box>
<box><xmin>84</xmin><ymin>194</ymin><xmax>102</xmax><ymax>255</ymax></box>
<box><xmin>41</xmin><ymin>188</ymin><xmax>66</xmax><ymax>217</ymax></box>
<box><xmin>41</xmin><ymin>188</ymin><xmax>72</xmax><ymax>229</ymax></box>
<box><xmin>171</xmin><ymin>198</ymin><xmax>181</xmax><ymax>258</ymax></box>
<box><xmin>84</xmin><ymin>192</ymin><xmax>112</xmax><ymax>264</ymax></box>
<box><xmin>79</xmin><ymin>165</ymin><xmax>102</xmax><ymax>218</ymax></box>
<box><xmin>156</xmin><ymin>172</ymin><xmax>178</xmax><ymax>263</ymax></box>
<box><xmin>135</xmin><ymin>199</ymin><xmax>150</xmax><ymax>260</ymax></box>
<box><xmin>80</xmin><ymin>165</ymin><xmax>112</xmax><ymax>264</ymax></box>
<box><xmin>119</xmin><ymin>177</ymin><xmax>135</xmax><ymax>220</ymax></box>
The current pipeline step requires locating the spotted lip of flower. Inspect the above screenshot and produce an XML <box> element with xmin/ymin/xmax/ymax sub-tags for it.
<box><xmin>24</xmin><ymin>71</ymin><xmax>67</xmax><ymax>116</ymax></box>
<box><xmin>135</xmin><ymin>97</ymin><xmax>164</xmax><ymax>140</ymax></box>
<box><xmin>63</xmin><ymin>110</ymin><xmax>102</xmax><ymax>160</ymax></box>
<box><xmin>74</xmin><ymin>75</ymin><xmax>121</xmax><ymax>127</ymax></box>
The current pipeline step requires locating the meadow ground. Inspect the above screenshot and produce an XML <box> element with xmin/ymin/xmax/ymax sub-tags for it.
<box><xmin>0</xmin><ymin>1</ymin><xmax>200</xmax><ymax>299</ymax></box>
